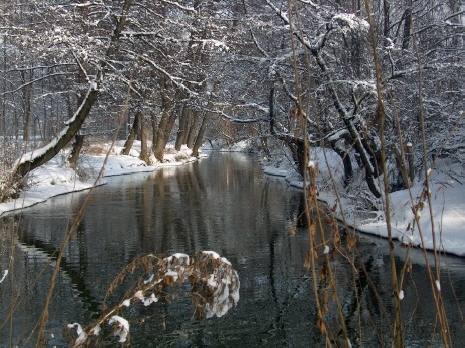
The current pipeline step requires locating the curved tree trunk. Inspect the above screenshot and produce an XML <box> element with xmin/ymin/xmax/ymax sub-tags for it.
<box><xmin>13</xmin><ymin>87</ymin><xmax>99</xmax><ymax>179</ymax></box>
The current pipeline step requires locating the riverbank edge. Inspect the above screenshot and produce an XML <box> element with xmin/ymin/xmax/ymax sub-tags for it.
<box><xmin>261</xmin><ymin>162</ymin><xmax>465</xmax><ymax>259</ymax></box>
<box><xmin>2</xmin><ymin>146</ymin><xmax>464</xmax><ymax>258</ymax></box>
<box><xmin>0</xmin><ymin>143</ymin><xmax>206</xmax><ymax>218</ymax></box>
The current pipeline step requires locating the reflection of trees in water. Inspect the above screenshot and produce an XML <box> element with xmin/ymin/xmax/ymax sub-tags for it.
<box><xmin>0</xmin><ymin>216</ymin><xmax>96</xmax><ymax>345</ymax></box>
<box><xmin>2</xmin><ymin>153</ymin><xmax>465</xmax><ymax>345</ymax></box>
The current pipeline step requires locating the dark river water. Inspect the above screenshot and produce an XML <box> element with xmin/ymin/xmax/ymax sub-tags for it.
<box><xmin>0</xmin><ymin>152</ymin><xmax>464</xmax><ymax>346</ymax></box>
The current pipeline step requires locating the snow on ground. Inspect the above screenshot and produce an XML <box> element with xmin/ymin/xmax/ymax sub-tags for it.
<box><xmin>362</xmin><ymin>162</ymin><xmax>465</xmax><ymax>257</ymax></box>
<box><xmin>1</xmin><ymin>139</ymin><xmax>464</xmax><ymax>257</ymax></box>
<box><xmin>262</xmin><ymin>147</ymin><xmax>465</xmax><ymax>257</ymax></box>
<box><xmin>0</xmin><ymin>141</ymin><xmax>203</xmax><ymax>217</ymax></box>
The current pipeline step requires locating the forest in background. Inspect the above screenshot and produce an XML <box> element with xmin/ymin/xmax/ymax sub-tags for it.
<box><xmin>0</xmin><ymin>0</ymin><xmax>462</xmax><ymax>205</ymax></box>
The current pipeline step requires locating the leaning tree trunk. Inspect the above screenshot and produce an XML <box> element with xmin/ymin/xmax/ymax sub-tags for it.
<box><xmin>192</xmin><ymin>87</ymin><xmax>215</xmax><ymax>157</ymax></box>
<box><xmin>328</xmin><ymin>132</ymin><xmax>353</xmax><ymax>186</ymax></box>
<box><xmin>68</xmin><ymin>134</ymin><xmax>85</xmax><ymax>169</ymax></box>
<box><xmin>11</xmin><ymin>0</ymin><xmax>133</xmax><ymax>181</ymax></box>
<box><xmin>121</xmin><ymin>111</ymin><xmax>142</xmax><ymax>155</ymax></box>
<box><xmin>192</xmin><ymin>111</ymin><xmax>209</xmax><ymax>157</ymax></box>
<box><xmin>13</xmin><ymin>87</ymin><xmax>99</xmax><ymax>179</ymax></box>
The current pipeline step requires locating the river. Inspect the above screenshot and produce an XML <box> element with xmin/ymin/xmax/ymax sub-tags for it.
<box><xmin>1</xmin><ymin>152</ymin><xmax>464</xmax><ymax>346</ymax></box>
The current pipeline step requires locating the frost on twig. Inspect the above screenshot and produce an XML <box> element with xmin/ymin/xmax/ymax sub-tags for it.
<box><xmin>66</xmin><ymin>251</ymin><xmax>240</xmax><ymax>345</ymax></box>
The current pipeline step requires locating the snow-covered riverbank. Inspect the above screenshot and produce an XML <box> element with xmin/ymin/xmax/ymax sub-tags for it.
<box><xmin>0</xmin><ymin>142</ymin><xmax>201</xmax><ymax>217</ymax></box>
<box><xmin>262</xmin><ymin>146</ymin><xmax>465</xmax><ymax>258</ymax></box>
<box><xmin>1</xmin><ymin>141</ymin><xmax>464</xmax><ymax>257</ymax></box>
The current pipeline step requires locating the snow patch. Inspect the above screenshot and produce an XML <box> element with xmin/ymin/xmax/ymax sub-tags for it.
<box><xmin>108</xmin><ymin>315</ymin><xmax>129</xmax><ymax>343</ymax></box>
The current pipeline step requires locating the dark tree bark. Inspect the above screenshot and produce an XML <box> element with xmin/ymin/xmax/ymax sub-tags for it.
<box><xmin>21</xmin><ymin>70</ymin><xmax>33</xmax><ymax>144</ymax></box>
<box><xmin>152</xmin><ymin>79</ymin><xmax>178</xmax><ymax>162</ymax></box>
<box><xmin>192</xmin><ymin>111</ymin><xmax>209</xmax><ymax>157</ymax></box>
<box><xmin>402</xmin><ymin>8</ymin><xmax>412</xmax><ymax>50</ymax></box>
<box><xmin>383</xmin><ymin>0</ymin><xmax>390</xmax><ymax>44</ymax></box>
<box><xmin>328</xmin><ymin>134</ymin><xmax>353</xmax><ymax>185</ymax></box>
<box><xmin>277</xmin><ymin>134</ymin><xmax>306</xmax><ymax>178</ymax></box>
<box><xmin>163</xmin><ymin>104</ymin><xmax>179</xmax><ymax>144</ymax></box>
<box><xmin>151</xmin><ymin>112</ymin><xmax>158</xmax><ymax>149</ymax></box>
<box><xmin>269</xmin><ymin>87</ymin><xmax>276</xmax><ymax>135</ymax></box>
<box><xmin>139</xmin><ymin>122</ymin><xmax>150</xmax><ymax>164</ymax></box>
<box><xmin>121</xmin><ymin>111</ymin><xmax>142</xmax><ymax>155</ymax></box>
<box><xmin>14</xmin><ymin>88</ymin><xmax>99</xmax><ymax>179</ymax></box>
<box><xmin>175</xmin><ymin>104</ymin><xmax>189</xmax><ymax>150</ymax></box>
<box><xmin>68</xmin><ymin>134</ymin><xmax>85</xmax><ymax>169</ymax></box>
<box><xmin>383</xmin><ymin>0</ymin><xmax>391</xmax><ymax>38</ymax></box>
<box><xmin>153</xmin><ymin>108</ymin><xmax>171</xmax><ymax>162</ymax></box>
<box><xmin>186</xmin><ymin>111</ymin><xmax>201</xmax><ymax>149</ymax></box>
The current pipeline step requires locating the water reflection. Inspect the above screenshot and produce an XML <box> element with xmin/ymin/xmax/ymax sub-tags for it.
<box><xmin>0</xmin><ymin>152</ymin><xmax>464</xmax><ymax>346</ymax></box>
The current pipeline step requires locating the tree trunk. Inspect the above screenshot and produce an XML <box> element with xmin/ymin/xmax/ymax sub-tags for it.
<box><xmin>314</xmin><ymin>52</ymin><xmax>381</xmax><ymax>197</ymax></box>
<box><xmin>402</xmin><ymin>8</ymin><xmax>412</xmax><ymax>50</ymax></box>
<box><xmin>192</xmin><ymin>111</ymin><xmax>209</xmax><ymax>157</ymax></box>
<box><xmin>383</xmin><ymin>0</ymin><xmax>390</xmax><ymax>46</ymax></box>
<box><xmin>151</xmin><ymin>109</ymin><xmax>158</xmax><ymax>149</ymax></box>
<box><xmin>121</xmin><ymin>111</ymin><xmax>142</xmax><ymax>155</ymax></box>
<box><xmin>187</xmin><ymin>111</ymin><xmax>201</xmax><ymax>148</ymax></box>
<box><xmin>153</xmin><ymin>108</ymin><xmax>171</xmax><ymax>162</ymax></box>
<box><xmin>406</xmin><ymin>142</ymin><xmax>414</xmax><ymax>183</ymax></box>
<box><xmin>175</xmin><ymin>104</ymin><xmax>189</xmax><ymax>150</ymax></box>
<box><xmin>153</xmin><ymin>79</ymin><xmax>178</xmax><ymax>161</ymax></box>
<box><xmin>329</xmin><ymin>136</ymin><xmax>353</xmax><ymax>186</ymax></box>
<box><xmin>269</xmin><ymin>87</ymin><xmax>275</xmax><ymax>135</ymax></box>
<box><xmin>277</xmin><ymin>134</ymin><xmax>307</xmax><ymax>178</ymax></box>
<box><xmin>68</xmin><ymin>134</ymin><xmax>85</xmax><ymax>169</ymax></box>
<box><xmin>22</xmin><ymin>72</ymin><xmax>33</xmax><ymax>144</ymax></box>
<box><xmin>13</xmin><ymin>87</ymin><xmax>100</xmax><ymax>179</ymax></box>
<box><xmin>393</xmin><ymin>144</ymin><xmax>411</xmax><ymax>189</ymax></box>
<box><xmin>139</xmin><ymin>123</ymin><xmax>150</xmax><ymax>164</ymax></box>
<box><xmin>163</xmin><ymin>104</ymin><xmax>179</xmax><ymax>145</ymax></box>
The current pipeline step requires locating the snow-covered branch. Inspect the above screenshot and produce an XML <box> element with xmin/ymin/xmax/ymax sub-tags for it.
<box><xmin>66</xmin><ymin>251</ymin><xmax>240</xmax><ymax>345</ymax></box>
<box><xmin>121</xmin><ymin>49</ymin><xmax>200</xmax><ymax>95</ymax></box>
